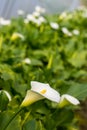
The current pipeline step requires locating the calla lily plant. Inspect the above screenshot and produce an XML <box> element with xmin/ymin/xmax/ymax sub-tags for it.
<box><xmin>4</xmin><ymin>81</ymin><xmax>80</xmax><ymax>130</ymax></box>
<box><xmin>21</xmin><ymin>81</ymin><xmax>80</xmax><ymax>107</ymax></box>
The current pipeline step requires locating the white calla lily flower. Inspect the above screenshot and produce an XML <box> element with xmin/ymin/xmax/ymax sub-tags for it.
<box><xmin>23</xmin><ymin>58</ymin><xmax>31</xmax><ymax>64</ymax></box>
<box><xmin>62</xmin><ymin>27</ymin><xmax>72</xmax><ymax>36</ymax></box>
<box><xmin>0</xmin><ymin>90</ymin><xmax>11</xmax><ymax>101</ymax></box>
<box><xmin>50</xmin><ymin>22</ymin><xmax>59</xmax><ymax>30</ymax></box>
<box><xmin>27</xmin><ymin>14</ymin><xmax>35</xmax><ymax>22</ymax></box>
<box><xmin>24</xmin><ymin>18</ymin><xmax>29</xmax><ymax>24</ymax></box>
<box><xmin>35</xmin><ymin>6</ymin><xmax>45</xmax><ymax>13</ymax></box>
<box><xmin>31</xmin><ymin>81</ymin><xmax>60</xmax><ymax>103</ymax></box>
<box><xmin>32</xmin><ymin>11</ymin><xmax>40</xmax><ymax>17</ymax></box>
<box><xmin>11</xmin><ymin>32</ymin><xmax>24</xmax><ymax>41</ymax></box>
<box><xmin>59</xmin><ymin>94</ymin><xmax>80</xmax><ymax>108</ymax></box>
<box><xmin>0</xmin><ymin>18</ymin><xmax>11</xmax><ymax>26</ymax></box>
<box><xmin>21</xmin><ymin>81</ymin><xmax>60</xmax><ymax>107</ymax></box>
<box><xmin>21</xmin><ymin>90</ymin><xmax>44</xmax><ymax>107</ymax></box>
<box><xmin>59</xmin><ymin>12</ymin><xmax>67</xmax><ymax>20</ymax></box>
<box><xmin>72</xmin><ymin>29</ymin><xmax>80</xmax><ymax>35</ymax></box>
<box><xmin>4</xmin><ymin>90</ymin><xmax>11</xmax><ymax>101</ymax></box>
<box><xmin>38</xmin><ymin>16</ymin><xmax>46</xmax><ymax>23</ymax></box>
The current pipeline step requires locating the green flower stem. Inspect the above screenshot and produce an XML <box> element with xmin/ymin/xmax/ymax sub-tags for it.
<box><xmin>3</xmin><ymin>107</ymin><xmax>23</xmax><ymax>130</ymax></box>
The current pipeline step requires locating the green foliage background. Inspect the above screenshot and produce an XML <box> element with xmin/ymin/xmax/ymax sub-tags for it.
<box><xmin>0</xmin><ymin>7</ymin><xmax>87</xmax><ymax>130</ymax></box>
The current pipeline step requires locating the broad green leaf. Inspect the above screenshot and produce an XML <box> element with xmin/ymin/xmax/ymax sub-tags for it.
<box><xmin>23</xmin><ymin>119</ymin><xmax>36</xmax><ymax>130</ymax></box>
<box><xmin>67</xmin><ymin>83</ymin><xmax>87</xmax><ymax>100</ymax></box>
<box><xmin>0</xmin><ymin>111</ymin><xmax>21</xmax><ymax>130</ymax></box>
<box><xmin>36</xmin><ymin>121</ymin><xmax>45</xmax><ymax>130</ymax></box>
<box><xmin>68</xmin><ymin>51</ymin><xmax>87</xmax><ymax>68</ymax></box>
<box><xmin>13</xmin><ymin>83</ymin><xmax>27</xmax><ymax>97</ymax></box>
<box><xmin>52</xmin><ymin>109</ymin><xmax>74</xmax><ymax>126</ymax></box>
<box><xmin>0</xmin><ymin>64</ymin><xmax>15</xmax><ymax>81</ymax></box>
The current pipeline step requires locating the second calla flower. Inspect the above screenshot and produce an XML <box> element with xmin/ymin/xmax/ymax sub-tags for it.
<box><xmin>58</xmin><ymin>94</ymin><xmax>80</xmax><ymax>108</ymax></box>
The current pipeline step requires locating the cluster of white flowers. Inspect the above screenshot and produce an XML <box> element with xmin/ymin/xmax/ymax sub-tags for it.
<box><xmin>0</xmin><ymin>17</ymin><xmax>11</xmax><ymax>26</ymax></box>
<box><xmin>21</xmin><ymin>81</ymin><xmax>80</xmax><ymax>107</ymax></box>
<box><xmin>77</xmin><ymin>6</ymin><xmax>87</xmax><ymax>18</ymax></box>
<box><xmin>24</xmin><ymin>6</ymin><xmax>46</xmax><ymax>26</ymax></box>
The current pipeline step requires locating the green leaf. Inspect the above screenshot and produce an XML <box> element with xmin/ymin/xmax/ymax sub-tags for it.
<box><xmin>0</xmin><ymin>111</ymin><xmax>21</xmax><ymax>130</ymax></box>
<box><xmin>23</xmin><ymin>119</ymin><xmax>36</xmax><ymax>130</ymax></box>
<box><xmin>0</xmin><ymin>64</ymin><xmax>15</xmax><ymax>81</ymax></box>
<box><xmin>13</xmin><ymin>83</ymin><xmax>27</xmax><ymax>97</ymax></box>
<box><xmin>36</xmin><ymin>120</ymin><xmax>45</xmax><ymax>130</ymax></box>
<box><xmin>68</xmin><ymin>51</ymin><xmax>87</xmax><ymax>68</ymax></box>
<box><xmin>52</xmin><ymin>109</ymin><xmax>74</xmax><ymax>126</ymax></box>
<box><xmin>67</xmin><ymin>83</ymin><xmax>87</xmax><ymax>100</ymax></box>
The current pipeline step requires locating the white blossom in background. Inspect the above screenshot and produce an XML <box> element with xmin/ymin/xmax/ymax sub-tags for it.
<box><xmin>38</xmin><ymin>16</ymin><xmax>46</xmax><ymax>23</ymax></box>
<box><xmin>11</xmin><ymin>32</ymin><xmax>25</xmax><ymax>41</ymax></box>
<box><xmin>59</xmin><ymin>12</ymin><xmax>67</xmax><ymax>19</ymax></box>
<box><xmin>24</xmin><ymin>18</ymin><xmax>29</xmax><ymax>24</ymax></box>
<box><xmin>0</xmin><ymin>90</ymin><xmax>11</xmax><ymax>101</ymax></box>
<box><xmin>50</xmin><ymin>22</ymin><xmax>59</xmax><ymax>30</ymax></box>
<box><xmin>32</xmin><ymin>11</ymin><xmax>40</xmax><ymax>17</ymax></box>
<box><xmin>23</xmin><ymin>58</ymin><xmax>31</xmax><ymax>64</ymax></box>
<box><xmin>32</xmin><ymin>19</ymin><xmax>43</xmax><ymax>26</ymax></box>
<box><xmin>0</xmin><ymin>18</ymin><xmax>11</xmax><ymax>26</ymax></box>
<box><xmin>82</xmin><ymin>11</ymin><xmax>87</xmax><ymax>18</ymax></box>
<box><xmin>73</xmin><ymin>29</ymin><xmax>80</xmax><ymax>35</ymax></box>
<box><xmin>26</xmin><ymin>14</ymin><xmax>46</xmax><ymax>26</ymax></box>
<box><xmin>33</xmin><ymin>19</ymin><xmax>42</xmax><ymax>26</ymax></box>
<box><xmin>25</xmin><ymin>6</ymin><xmax>46</xmax><ymax>26</ymax></box>
<box><xmin>17</xmin><ymin>9</ymin><xmax>25</xmax><ymax>15</ymax></box>
<box><xmin>26</xmin><ymin>15</ymin><xmax>39</xmax><ymax>25</ymax></box>
<box><xmin>33</xmin><ymin>16</ymin><xmax>46</xmax><ymax>26</ymax></box>
<box><xmin>62</xmin><ymin>27</ymin><xmax>72</xmax><ymax>36</ymax></box>
<box><xmin>26</xmin><ymin>14</ymin><xmax>36</xmax><ymax>22</ymax></box>
<box><xmin>35</xmin><ymin>6</ymin><xmax>46</xmax><ymax>13</ymax></box>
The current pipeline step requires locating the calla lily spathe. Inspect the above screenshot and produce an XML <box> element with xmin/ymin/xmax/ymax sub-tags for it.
<box><xmin>21</xmin><ymin>90</ymin><xmax>44</xmax><ymax>107</ymax></box>
<box><xmin>59</xmin><ymin>94</ymin><xmax>80</xmax><ymax>108</ymax></box>
<box><xmin>31</xmin><ymin>81</ymin><xmax>60</xmax><ymax>103</ymax></box>
<box><xmin>21</xmin><ymin>81</ymin><xmax>60</xmax><ymax>107</ymax></box>
<box><xmin>0</xmin><ymin>90</ymin><xmax>11</xmax><ymax>101</ymax></box>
